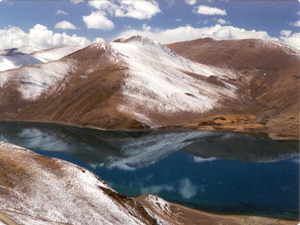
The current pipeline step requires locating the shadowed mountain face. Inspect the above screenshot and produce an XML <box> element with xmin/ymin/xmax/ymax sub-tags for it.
<box><xmin>0</xmin><ymin>37</ymin><xmax>299</xmax><ymax>139</ymax></box>
<box><xmin>0</xmin><ymin>121</ymin><xmax>298</xmax><ymax>169</ymax></box>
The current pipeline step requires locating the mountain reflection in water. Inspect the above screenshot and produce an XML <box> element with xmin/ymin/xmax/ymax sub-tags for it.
<box><xmin>0</xmin><ymin>121</ymin><xmax>299</xmax><ymax>220</ymax></box>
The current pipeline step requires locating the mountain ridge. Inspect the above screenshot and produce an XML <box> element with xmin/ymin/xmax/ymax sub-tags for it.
<box><xmin>0</xmin><ymin>45</ymin><xmax>83</xmax><ymax>72</ymax></box>
<box><xmin>0</xmin><ymin>36</ymin><xmax>298</xmax><ymax>140</ymax></box>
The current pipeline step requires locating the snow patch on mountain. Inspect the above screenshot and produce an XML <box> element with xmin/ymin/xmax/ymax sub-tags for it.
<box><xmin>142</xmin><ymin>195</ymin><xmax>174</xmax><ymax>225</ymax></box>
<box><xmin>0</xmin><ymin>54</ymin><xmax>41</xmax><ymax>72</ymax></box>
<box><xmin>0</xmin><ymin>141</ymin><xmax>149</xmax><ymax>225</ymax></box>
<box><xmin>0</xmin><ymin>45</ymin><xmax>82</xmax><ymax>72</ymax></box>
<box><xmin>0</xmin><ymin>60</ymin><xmax>74</xmax><ymax>100</ymax></box>
<box><xmin>33</xmin><ymin>45</ymin><xmax>83</xmax><ymax>62</ymax></box>
<box><xmin>146</xmin><ymin>195</ymin><xmax>172</xmax><ymax>214</ymax></box>
<box><xmin>104</xmin><ymin>131</ymin><xmax>215</xmax><ymax>169</ymax></box>
<box><xmin>263</xmin><ymin>40</ymin><xmax>300</xmax><ymax>57</ymax></box>
<box><xmin>111</xmin><ymin>36</ymin><xmax>237</xmax><ymax>126</ymax></box>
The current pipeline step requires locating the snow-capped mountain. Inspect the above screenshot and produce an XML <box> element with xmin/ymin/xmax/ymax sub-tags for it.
<box><xmin>0</xmin><ymin>36</ymin><xmax>238</xmax><ymax>127</ymax></box>
<box><xmin>0</xmin><ymin>36</ymin><xmax>299</xmax><ymax>139</ymax></box>
<box><xmin>0</xmin><ymin>45</ymin><xmax>82</xmax><ymax>71</ymax></box>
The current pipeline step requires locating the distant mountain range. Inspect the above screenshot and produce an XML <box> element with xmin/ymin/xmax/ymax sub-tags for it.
<box><xmin>0</xmin><ymin>45</ymin><xmax>83</xmax><ymax>71</ymax></box>
<box><xmin>0</xmin><ymin>36</ymin><xmax>299</xmax><ymax>139</ymax></box>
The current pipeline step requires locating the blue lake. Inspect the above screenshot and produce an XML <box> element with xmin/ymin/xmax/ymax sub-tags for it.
<box><xmin>0</xmin><ymin>121</ymin><xmax>299</xmax><ymax>220</ymax></box>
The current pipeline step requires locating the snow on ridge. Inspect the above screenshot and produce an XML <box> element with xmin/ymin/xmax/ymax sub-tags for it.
<box><xmin>105</xmin><ymin>131</ymin><xmax>213</xmax><ymax>169</ymax></box>
<box><xmin>121</xmin><ymin>36</ymin><xmax>216</xmax><ymax>75</ymax></box>
<box><xmin>143</xmin><ymin>195</ymin><xmax>174</xmax><ymax>225</ymax></box>
<box><xmin>145</xmin><ymin>195</ymin><xmax>172</xmax><ymax>214</ymax></box>
<box><xmin>0</xmin><ymin>53</ymin><xmax>42</xmax><ymax>72</ymax></box>
<box><xmin>33</xmin><ymin>45</ymin><xmax>83</xmax><ymax>62</ymax></box>
<box><xmin>111</xmin><ymin>37</ymin><xmax>237</xmax><ymax>126</ymax></box>
<box><xmin>0</xmin><ymin>45</ymin><xmax>82</xmax><ymax>72</ymax></box>
<box><xmin>261</xmin><ymin>39</ymin><xmax>300</xmax><ymax>57</ymax></box>
<box><xmin>0</xmin><ymin>141</ymin><xmax>146</xmax><ymax>225</ymax></box>
<box><xmin>0</xmin><ymin>46</ymin><xmax>42</xmax><ymax>55</ymax></box>
<box><xmin>89</xmin><ymin>42</ymin><xmax>120</xmax><ymax>63</ymax></box>
<box><xmin>0</xmin><ymin>59</ymin><xmax>75</xmax><ymax>100</ymax></box>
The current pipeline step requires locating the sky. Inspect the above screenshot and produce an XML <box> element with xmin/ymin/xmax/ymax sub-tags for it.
<box><xmin>0</xmin><ymin>0</ymin><xmax>299</xmax><ymax>50</ymax></box>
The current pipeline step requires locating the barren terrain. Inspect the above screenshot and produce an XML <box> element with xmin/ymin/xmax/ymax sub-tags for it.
<box><xmin>0</xmin><ymin>37</ymin><xmax>299</xmax><ymax>140</ymax></box>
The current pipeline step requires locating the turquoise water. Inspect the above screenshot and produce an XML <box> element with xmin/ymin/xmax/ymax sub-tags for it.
<box><xmin>0</xmin><ymin>121</ymin><xmax>299</xmax><ymax>220</ymax></box>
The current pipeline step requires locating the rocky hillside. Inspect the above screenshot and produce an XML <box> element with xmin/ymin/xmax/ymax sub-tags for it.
<box><xmin>167</xmin><ymin>38</ymin><xmax>300</xmax><ymax>139</ymax></box>
<box><xmin>0</xmin><ymin>36</ymin><xmax>299</xmax><ymax>139</ymax></box>
<box><xmin>0</xmin><ymin>141</ymin><xmax>295</xmax><ymax>225</ymax></box>
<box><xmin>0</xmin><ymin>141</ymin><xmax>157</xmax><ymax>225</ymax></box>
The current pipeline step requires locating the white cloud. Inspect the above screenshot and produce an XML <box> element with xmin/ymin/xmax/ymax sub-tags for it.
<box><xmin>280</xmin><ymin>30</ymin><xmax>292</xmax><ymax>37</ymax></box>
<box><xmin>93</xmin><ymin>37</ymin><xmax>106</xmax><ymax>43</ymax></box>
<box><xmin>289</xmin><ymin>20</ymin><xmax>300</xmax><ymax>27</ymax></box>
<box><xmin>140</xmin><ymin>185</ymin><xmax>174</xmax><ymax>195</ymax></box>
<box><xmin>193</xmin><ymin>156</ymin><xmax>218</xmax><ymax>163</ymax></box>
<box><xmin>175</xmin><ymin>18</ymin><xmax>182</xmax><ymax>22</ymax></box>
<box><xmin>83</xmin><ymin>11</ymin><xmax>115</xmax><ymax>30</ymax></box>
<box><xmin>296</xmin><ymin>11</ymin><xmax>300</xmax><ymax>16</ymax></box>
<box><xmin>196</xmin><ymin>5</ymin><xmax>227</xmax><ymax>16</ymax></box>
<box><xmin>0</xmin><ymin>0</ymin><xmax>13</xmax><ymax>5</ymax></box>
<box><xmin>55</xmin><ymin>10</ymin><xmax>68</xmax><ymax>16</ymax></box>
<box><xmin>117</xmin><ymin>24</ymin><xmax>300</xmax><ymax>52</ymax></box>
<box><xmin>291</xmin><ymin>157</ymin><xmax>300</xmax><ymax>164</ymax></box>
<box><xmin>115</xmin><ymin>1</ymin><xmax>161</xmax><ymax>19</ymax></box>
<box><xmin>55</xmin><ymin>21</ymin><xmax>76</xmax><ymax>30</ymax></box>
<box><xmin>88</xmin><ymin>0</ymin><xmax>161</xmax><ymax>20</ymax></box>
<box><xmin>0</xmin><ymin>24</ymin><xmax>90</xmax><ymax>50</ymax></box>
<box><xmin>217</xmin><ymin>18</ymin><xmax>230</xmax><ymax>25</ymax></box>
<box><xmin>124</xmin><ymin>24</ymin><xmax>132</xmax><ymax>29</ymax></box>
<box><xmin>107</xmin><ymin>163</ymin><xmax>137</xmax><ymax>171</ymax></box>
<box><xmin>185</xmin><ymin>0</ymin><xmax>197</xmax><ymax>5</ymax></box>
<box><xmin>117</xmin><ymin>24</ymin><xmax>275</xmax><ymax>44</ymax></box>
<box><xmin>197</xmin><ymin>19</ymin><xmax>210</xmax><ymax>24</ymax></box>
<box><xmin>70</xmin><ymin>0</ymin><xmax>84</xmax><ymax>4</ymax></box>
<box><xmin>179</xmin><ymin>178</ymin><xmax>198</xmax><ymax>199</ymax></box>
<box><xmin>280</xmin><ymin>32</ymin><xmax>300</xmax><ymax>50</ymax></box>
<box><xmin>89</xmin><ymin>0</ymin><xmax>118</xmax><ymax>14</ymax></box>
<box><xmin>142</xmin><ymin>24</ymin><xmax>152</xmax><ymax>31</ymax></box>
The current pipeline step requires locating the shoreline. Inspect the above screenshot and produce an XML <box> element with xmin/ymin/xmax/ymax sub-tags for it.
<box><xmin>135</xmin><ymin>194</ymin><xmax>298</xmax><ymax>225</ymax></box>
<box><xmin>0</xmin><ymin>118</ymin><xmax>298</xmax><ymax>141</ymax></box>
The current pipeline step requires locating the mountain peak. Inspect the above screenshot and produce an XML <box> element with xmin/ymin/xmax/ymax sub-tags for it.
<box><xmin>123</xmin><ymin>35</ymin><xmax>155</xmax><ymax>44</ymax></box>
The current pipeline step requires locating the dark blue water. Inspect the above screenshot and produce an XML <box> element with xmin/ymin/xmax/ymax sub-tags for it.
<box><xmin>0</xmin><ymin>121</ymin><xmax>299</xmax><ymax>220</ymax></box>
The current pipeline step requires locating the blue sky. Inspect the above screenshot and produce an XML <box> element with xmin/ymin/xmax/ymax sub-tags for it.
<box><xmin>0</xmin><ymin>0</ymin><xmax>299</xmax><ymax>49</ymax></box>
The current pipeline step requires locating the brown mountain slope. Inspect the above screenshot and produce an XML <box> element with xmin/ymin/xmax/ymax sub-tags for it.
<box><xmin>136</xmin><ymin>195</ymin><xmax>295</xmax><ymax>225</ymax></box>
<box><xmin>0</xmin><ymin>37</ymin><xmax>247</xmax><ymax>129</ymax></box>
<box><xmin>0</xmin><ymin>43</ymin><xmax>144</xmax><ymax>129</ymax></box>
<box><xmin>167</xmin><ymin>38</ymin><xmax>300</xmax><ymax>139</ymax></box>
<box><xmin>0</xmin><ymin>141</ymin><xmax>157</xmax><ymax>225</ymax></box>
<box><xmin>0</xmin><ymin>37</ymin><xmax>299</xmax><ymax>139</ymax></box>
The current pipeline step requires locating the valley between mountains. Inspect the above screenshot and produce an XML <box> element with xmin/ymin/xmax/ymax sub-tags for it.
<box><xmin>0</xmin><ymin>36</ymin><xmax>299</xmax><ymax>140</ymax></box>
